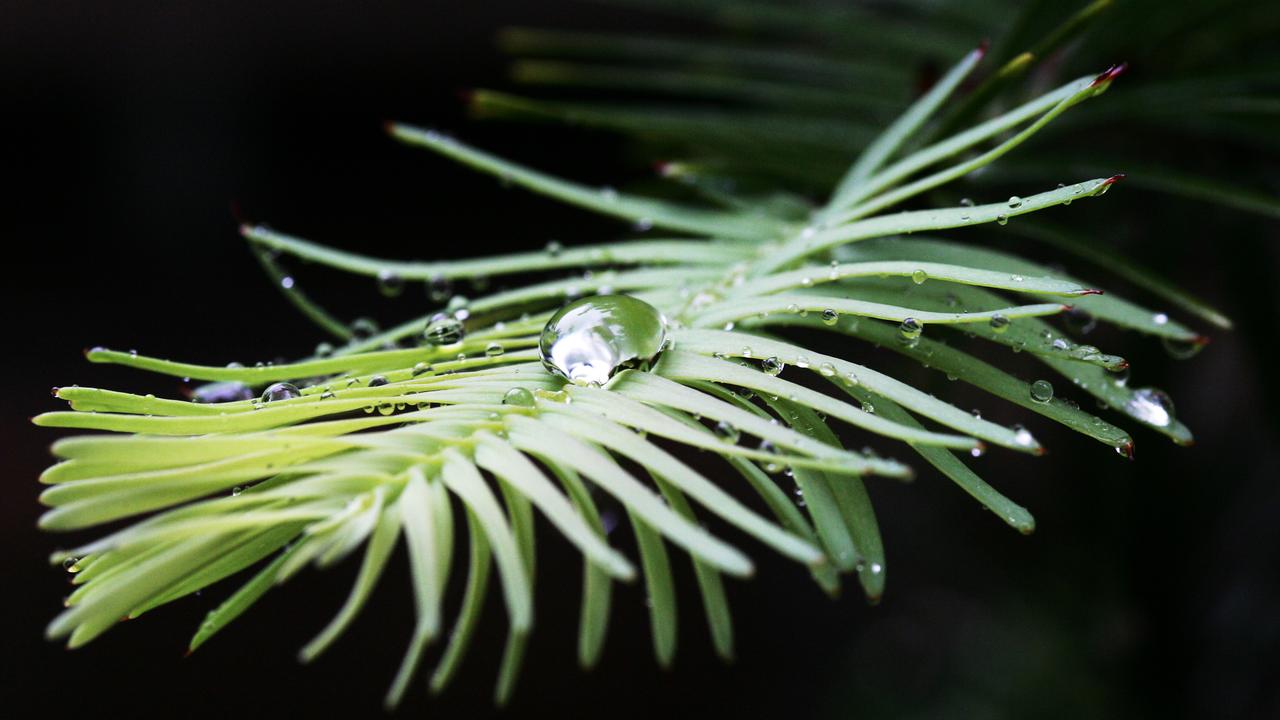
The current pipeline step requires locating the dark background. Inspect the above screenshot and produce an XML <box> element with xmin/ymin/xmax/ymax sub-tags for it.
<box><xmin>3</xmin><ymin>2</ymin><xmax>1278</xmax><ymax>718</ymax></box>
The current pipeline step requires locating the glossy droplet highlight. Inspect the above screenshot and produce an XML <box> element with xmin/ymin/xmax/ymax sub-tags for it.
<box><xmin>1029</xmin><ymin>379</ymin><xmax>1054</xmax><ymax>403</ymax></box>
<box><xmin>377</xmin><ymin>269</ymin><xmax>404</xmax><ymax>297</ymax></box>
<box><xmin>539</xmin><ymin>294</ymin><xmax>668</xmax><ymax>387</ymax></box>
<box><xmin>502</xmin><ymin>387</ymin><xmax>536</xmax><ymax>407</ymax></box>
<box><xmin>821</xmin><ymin>308</ymin><xmax>839</xmax><ymax>326</ymax></box>
<box><xmin>424</xmin><ymin>314</ymin><xmax>465</xmax><ymax>345</ymax></box>
<box><xmin>989</xmin><ymin>314</ymin><xmax>1010</xmax><ymax>333</ymax></box>
<box><xmin>762</xmin><ymin>356</ymin><xmax>785</xmax><ymax>376</ymax></box>
<box><xmin>261</xmin><ymin>382</ymin><xmax>301</xmax><ymax>403</ymax></box>
<box><xmin>1125</xmin><ymin>387</ymin><xmax>1175</xmax><ymax>427</ymax></box>
<box><xmin>911</xmin><ymin>269</ymin><xmax>928</xmax><ymax>284</ymax></box>
<box><xmin>898</xmin><ymin>317</ymin><xmax>922</xmax><ymax>344</ymax></box>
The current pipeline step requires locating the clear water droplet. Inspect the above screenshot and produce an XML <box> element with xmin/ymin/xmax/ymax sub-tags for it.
<box><xmin>377</xmin><ymin>269</ymin><xmax>404</xmax><ymax>297</ymax></box>
<box><xmin>1012</xmin><ymin>424</ymin><xmax>1036</xmax><ymax>447</ymax></box>
<box><xmin>818</xmin><ymin>362</ymin><xmax>837</xmax><ymax>377</ymax></box>
<box><xmin>544</xmin><ymin>240</ymin><xmax>563</xmax><ymax>258</ymax></box>
<box><xmin>427</xmin><ymin>275</ymin><xmax>453</xmax><ymax>303</ymax></box>
<box><xmin>959</xmin><ymin>198</ymin><xmax>975</xmax><ymax>207</ymax></box>
<box><xmin>989</xmin><ymin>314</ymin><xmax>1010</xmax><ymax>333</ymax></box>
<box><xmin>1152</xmin><ymin>312</ymin><xmax>1169</xmax><ymax>325</ymax></box>
<box><xmin>996</xmin><ymin>214</ymin><xmax>1009</xmax><ymax>226</ymax></box>
<box><xmin>260</xmin><ymin>382</ymin><xmax>301</xmax><ymax>403</ymax></box>
<box><xmin>368</xmin><ymin>375</ymin><xmax>389</xmax><ymax>387</ymax></box>
<box><xmin>502</xmin><ymin>387</ymin><xmax>536</xmax><ymax>407</ymax></box>
<box><xmin>62</xmin><ymin>556</ymin><xmax>81</xmax><ymax>573</ymax></box>
<box><xmin>1125</xmin><ymin>387</ymin><xmax>1175</xmax><ymax>427</ymax></box>
<box><xmin>762</xmin><ymin>356</ymin><xmax>785</xmax><ymax>376</ymax></box>
<box><xmin>1030</xmin><ymin>379</ymin><xmax>1054</xmax><ymax>403</ymax></box>
<box><xmin>821</xmin><ymin>308</ymin><xmax>839</xmax><ymax>326</ymax></box>
<box><xmin>911</xmin><ymin>269</ymin><xmax>928</xmax><ymax>284</ymax></box>
<box><xmin>411</xmin><ymin>362</ymin><xmax>433</xmax><ymax>377</ymax></box>
<box><xmin>539</xmin><ymin>294</ymin><xmax>668</xmax><ymax>387</ymax></box>
<box><xmin>424</xmin><ymin>314</ymin><xmax>465</xmax><ymax>345</ymax></box>
<box><xmin>714</xmin><ymin>420</ymin><xmax>740</xmax><ymax>444</ymax></box>
<box><xmin>485</xmin><ymin>342</ymin><xmax>505</xmax><ymax>357</ymax></box>
<box><xmin>1007</xmin><ymin>195</ymin><xmax>1023</xmax><ymax>209</ymax></box>
<box><xmin>898</xmin><ymin>317</ymin><xmax>922</xmax><ymax>344</ymax></box>
<box><xmin>1161</xmin><ymin>336</ymin><xmax>1203</xmax><ymax>360</ymax></box>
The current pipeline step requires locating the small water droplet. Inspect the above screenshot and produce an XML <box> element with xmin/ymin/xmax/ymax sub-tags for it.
<box><xmin>1030</xmin><ymin>379</ymin><xmax>1054</xmax><ymax>403</ymax></box>
<box><xmin>989</xmin><ymin>314</ymin><xmax>1010</xmax><ymax>333</ymax></box>
<box><xmin>1012</xmin><ymin>424</ymin><xmax>1036</xmax><ymax>447</ymax></box>
<box><xmin>424</xmin><ymin>314</ymin><xmax>465</xmax><ymax>345</ymax></box>
<box><xmin>427</xmin><ymin>275</ymin><xmax>453</xmax><ymax>303</ymax></box>
<box><xmin>485</xmin><ymin>342</ymin><xmax>505</xmax><ymax>357</ymax></box>
<box><xmin>502</xmin><ymin>387</ymin><xmax>536</xmax><ymax>407</ymax></box>
<box><xmin>544</xmin><ymin>240</ymin><xmax>563</xmax><ymax>258</ymax></box>
<box><xmin>818</xmin><ymin>362</ymin><xmax>837</xmax><ymax>377</ymax></box>
<box><xmin>911</xmin><ymin>269</ymin><xmax>928</xmax><ymax>284</ymax></box>
<box><xmin>714</xmin><ymin>420</ymin><xmax>740</xmax><ymax>443</ymax></box>
<box><xmin>376</xmin><ymin>269</ymin><xmax>404</xmax><ymax>297</ymax></box>
<box><xmin>411</xmin><ymin>362</ymin><xmax>433</xmax><ymax>377</ymax></box>
<box><xmin>821</xmin><ymin>308</ymin><xmax>839</xmax><ymax>326</ymax></box>
<box><xmin>996</xmin><ymin>214</ymin><xmax>1009</xmax><ymax>226</ymax></box>
<box><xmin>368</xmin><ymin>375</ymin><xmax>389</xmax><ymax>387</ymax></box>
<box><xmin>1152</xmin><ymin>312</ymin><xmax>1169</xmax><ymax>325</ymax></box>
<box><xmin>898</xmin><ymin>317</ymin><xmax>922</xmax><ymax>345</ymax></box>
<box><xmin>539</xmin><ymin>294</ymin><xmax>668</xmax><ymax>387</ymax></box>
<box><xmin>350</xmin><ymin>317</ymin><xmax>380</xmax><ymax>341</ymax></box>
<box><xmin>762</xmin><ymin>357</ymin><xmax>785</xmax><ymax>376</ymax></box>
<box><xmin>62</xmin><ymin>556</ymin><xmax>81</xmax><ymax>573</ymax></box>
<box><xmin>1161</xmin><ymin>336</ymin><xmax>1203</xmax><ymax>360</ymax></box>
<box><xmin>1007</xmin><ymin>195</ymin><xmax>1023</xmax><ymax>209</ymax></box>
<box><xmin>959</xmin><ymin>198</ymin><xmax>975</xmax><ymax>207</ymax></box>
<box><xmin>260</xmin><ymin>382</ymin><xmax>301</xmax><ymax>403</ymax></box>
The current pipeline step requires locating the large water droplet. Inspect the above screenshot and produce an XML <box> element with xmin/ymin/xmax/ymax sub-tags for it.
<box><xmin>898</xmin><ymin>317</ymin><xmax>922</xmax><ymax>345</ymax></box>
<box><xmin>989</xmin><ymin>314</ymin><xmax>1010</xmax><ymax>333</ymax></box>
<box><xmin>261</xmin><ymin>382</ymin><xmax>301</xmax><ymax>403</ymax></box>
<box><xmin>821</xmin><ymin>308</ymin><xmax>839</xmax><ymax>326</ymax></box>
<box><xmin>1030</xmin><ymin>379</ymin><xmax>1054</xmax><ymax>403</ymax></box>
<box><xmin>762</xmin><ymin>356</ymin><xmax>785</xmax><ymax>376</ymax></box>
<box><xmin>1125</xmin><ymin>387</ymin><xmax>1175</xmax><ymax>427</ymax></box>
<box><xmin>539</xmin><ymin>294</ymin><xmax>668</xmax><ymax>387</ymax></box>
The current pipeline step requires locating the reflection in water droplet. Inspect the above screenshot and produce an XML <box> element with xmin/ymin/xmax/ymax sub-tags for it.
<box><xmin>485</xmin><ymin>342</ymin><xmax>505</xmax><ymax>357</ymax></box>
<box><xmin>1030</xmin><ymin>379</ymin><xmax>1054</xmax><ymax>403</ymax></box>
<box><xmin>714</xmin><ymin>420</ymin><xmax>740</xmax><ymax>444</ymax></box>
<box><xmin>62</xmin><ymin>556</ymin><xmax>81</xmax><ymax>573</ymax></box>
<box><xmin>424</xmin><ymin>314</ymin><xmax>465</xmax><ymax>345</ymax></box>
<box><xmin>427</xmin><ymin>275</ymin><xmax>452</xmax><ymax>303</ymax></box>
<box><xmin>1125</xmin><ymin>387</ymin><xmax>1175</xmax><ymax>427</ymax></box>
<box><xmin>898</xmin><ymin>317</ymin><xmax>922</xmax><ymax>346</ymax></box>
<box><xmin>1161</xmin><ymin>336</ymin><xmax>1203</xmax><ymax>360</ymax></box>
<box><xmin>261</xmin><ymin>382</ymin><xmax>302</xmax><ymax>403</ymax></box>
<box><xmin>350</xmin><ymin>317</ymin><xmax>380</xmax><ymax>341</ymax></box>
<box><xmin>502</xmin><ymin>387</ymin><xmax>536</xmax><ymax>407</ymax></box>
<box><xmin>762</xmin><ymin>357</ymin><xmax>785</xmax><ymax>376</ymax></box>
<box><xmin>368</xmin><ymin>375</ymin><xmax>388</xmax><ymax>387</ymax></box>
<box><xmin>911</xmin><ymin>269</ymin><xmax>928</xmax><ymax>284</ymax></box>
<box><xmin>377</xmin><ymin>269</ymin><xmax>404</xmax><ymax>297</ymax></box>
<box><xmin>989</xmin><ymin>314</ymin><xmax>1010</xmax><ymax>333</ymax></box>
<box><xmin>192</xmin><ymin>381</ymin><xmax>254</xmax><ymax>404</ymax></box>
<box><xmin>539</xmin><ymin>294</ymin><xmax>668</xmax><ymax>387</ymax></box>
<box><xmin>821</xmin><ymin>308</ymin><xmax>839</xmax><ymax>326</ymax></box>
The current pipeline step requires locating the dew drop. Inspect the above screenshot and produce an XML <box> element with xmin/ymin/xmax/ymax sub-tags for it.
<box><xmin>427</xmin><ymin>275</ymin><xmax>453</xmax><ymax>303</ymax></box>
<box><xmin>1007</xmin><ymin>195</ymin><xmax>1023</xmax><ymax>209</ymax></box>
<box><xmin>539</xmin><ymin>294</ymin><xmax>668</xmax><ymax>387</ymax></box>
<box><xmin>1161</xmin><ymin>336</ymin><xmax>1203</xmax><ymax>360</ymax></box>
<box><xmin>424</xmin><ymin>313</ymin><xmax>465</xmax><ymax>345</ymax></box>
<box><xmin>1030</xmin><ymin>379</ymin><xmax>1054</xmax><ymax>403</ymax></box>
<box><xmin>411</xmin><ymin>362</ymin><xmax>433</xmax><ymax>377</ymax></box>
<box><xmin>911</xmin><ymin>269</ymin><xmax>928</xmax><ymax>284</ymax></box>
<box><xmin>818</xmin><ymin>362</ymin><xmax>837</xmax><ymax>377</ymax></box>
<box><xmin>376</xmin><ymin>269</ymin><xmax>404</xmax><ymax>297</ymax></box>
<box><xmin>821</xmin><ymin>308</ymin><xmax>839</xmax><ymax>326</ymax></box>
<box><xmin>544</xmin><ymin>240</ymin><xmax>563</xmax><ymax>258</ymax></box>
<box><xmin>959</xmin><ymin>198</ymin><xmax>975</xmax><ymax>207</ymax></box>
<box><xmin>260</xmin><ymin>382</ymin><xmax>301</xmax><ymax>403</ymax></box>
<box><xmin>368</xmin><ymin>375</ymin><xmax>389</xmax><ymax>387</ymax></box>
<box><xmin>989</xmin><ymin>314</ymin><xmax>1010</xmax><ymax>333</ymax></box>
<box><xmin>502</xmin><ymin>387</ymin><xmax>536</xmax><ymax>407</ymax></box>
<box><xmin>762</xmin><ymin>356</ymin><xmax>785</xmax><ymax>376</ymax></box>
<box><xmin>714</xmin><ymin>420</ymin><xmax>740</xmax><ymax>443</ymax></box>
<box><xmin>996</xmin><ymin>214</ymin><xmax>1009</xmax><ymax>226</ymax></box>
<box><xmin>485</xmin><ymin>342</ymin><xmax>505</xmax><ymax>357</ymax></box>
<box><xmin>1125</xmin><ymin>387</ymin><xmax>1175</xmax><ymax>427</ymax></box>
<box><xmin>62</xmin><ymin>556</ymin><xmax>81</xmax><ymax>573</ymax></box>
<box><xmin>350</xmin><ymin>317</ymin><xmax>380</xmax><ymax>341</ymax></box>
<box><xmin>898</xmin><ymin>317</ymin><xmax>922</xmax><ymax>344</ymax></box>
